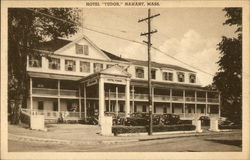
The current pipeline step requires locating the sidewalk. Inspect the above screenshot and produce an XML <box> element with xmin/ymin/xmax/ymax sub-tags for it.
<box><xmin>8</xmin><ymin>124</ymin><xmax>241</xmax><ymax>145</ymax></box>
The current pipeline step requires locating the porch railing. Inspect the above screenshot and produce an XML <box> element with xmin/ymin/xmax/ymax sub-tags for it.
<box><xmin>32</xmin><ymin>88</ymin><xmax>79</xmax><ymax>97</ymax></box>
<box><xmin>22</xmin><ymin>109</ymin><xmax>84</xmax><ymax>119</ymax></box>
<box><xmin>105</xmin><ymin>92</ymin><xmax>219</xmax><ymax>104</ymax></box>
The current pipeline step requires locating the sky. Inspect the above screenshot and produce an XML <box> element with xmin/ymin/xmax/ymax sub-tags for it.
<box><xmin>68</xmin><ymin>8</ymin><xmax>237</xmax><ymax>86</ymax></box>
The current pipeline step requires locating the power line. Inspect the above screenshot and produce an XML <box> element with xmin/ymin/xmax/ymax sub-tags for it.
<box><xmin>25</xmin><ymin>8</ymin><xmax>248</xmax><ymax>78</ymax></box>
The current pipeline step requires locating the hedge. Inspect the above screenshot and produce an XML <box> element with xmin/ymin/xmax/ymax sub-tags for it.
<box><xmin>20</xmin><ymin>112</ymin><xmax>30</xmax><ymax>126</ymax></box>
<box><xmin>219</xmin><ymin>125</ymin><xmax>242</xmax><ymax>129</ymax></box>
<box><xmin>112</xmin><ymin>124</ymin><xmax>196</xmax><ymax>135</ymax></box>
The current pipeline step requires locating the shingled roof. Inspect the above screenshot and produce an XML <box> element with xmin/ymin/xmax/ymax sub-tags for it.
<box><xmin>36</xmin><ymin>38</ymin><xmax>194</xmax><ymax>72</ymax></box>
<box><xmin>126</xmin><ymin>58</ymin><xmax>195</xmax><ymax>72</ymax></box>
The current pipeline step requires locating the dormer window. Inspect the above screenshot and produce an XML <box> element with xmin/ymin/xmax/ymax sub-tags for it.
<box><xmin>65</xmin><ymin>60</ymin><xmax>76</xmax><ymax>71</ymax></box>
<box><xmin>48</xmin><ymin>57</ymin><xmax>60</xmax><ymax>70</ymax></box>
<box><xmin>189</xmin><ymin>74</ymin><xmax>196</xmax><ymax>83</ymax></box>
<box><xmin>29</xmin><ymin>55</ymin><xmax>42</xmax><ymax>68</ymax></box>
<box><xmin>76</xmin><ymin>44</ymin><xmax>89</xmax><ymax>55</ymax></box>
<box><xmin>151</xmin><ymin>69</ymin><xmax>156</xmax><ymax>79</ymax></box>
<box><xmin>177</xmin><ymin>72</ymin><xmax>185</xmax><ymax>82</ymax></box>
<box><xmin>163</xmin><ymin>72</ymin><xmax>173</xmax><ymax>81</ymax></box>
<box><xmin>136</xmin><ymin>67</ymin><xmax>144</xmax><ymax>78</ymax></box>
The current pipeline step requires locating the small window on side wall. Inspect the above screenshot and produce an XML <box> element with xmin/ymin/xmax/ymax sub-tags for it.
<box><xmin>135</xmin><ymin>67</ymin><xmax>144</xmax><ymax>78</ymax></box>
<box><xmin>189</xmin><ymin>74</ymin><xmax>196</xmax><ymax>83</ymax></box>
<box><xmin>177</xmin><ymin>72</ymin><xmax>185</xmax><ymax>82</ymax></box>
<box><xmin>38</xmin><ymin>101</ymin><xmax>44</xmax><ymax>110</ymax></box>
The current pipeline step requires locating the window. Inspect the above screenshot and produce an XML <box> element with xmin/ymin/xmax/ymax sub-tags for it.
<box><xmin>48</xmin><ymin>57</ymin><xmax>60</xmax><ymax>70</ymax></box>
<box><xmin>83</xmin><ymin>45</ymin><xmax>89</xmax><ymax>55</ymax></box>
<box><xmin>189</xmin><ymin>74</ymin><xmax>196</xmax><ymax>83</ymax></box>
<box><xmin>135</xmin><ymin>67</ymin><xmax>144</xmax><ymax>78</ymax></box>
<box><xmin>93</xmin><ymin>63</ymin><xmax>103</xmax><ymax>73</ymax></box>
<box><xmin>76</xmin><ymin>44</ymin><xmax>89</xmax><ymax>55</ymax></box>
<box><xmin>163</xmin><ymin>105</ymin><xmax>167</xmax><ymax>113</ymax></box>
<box><xmin>151</xmin><ymin>69</ymin><xmax>156</xmax><ymax>79</ymax></box>
<box><xmin>53</xmin><ymin>101</ymin><xmax>58</xmax><ymax>111</ymax></box>
<box><xmin>177</xmin><ymin>72</ymin><xmax>185</xmax><ymax>82</ymax></box>
<box><xmin>80</xmin><ymin>61</ymin><xmax>90</xmax><ymax>73</ymax></box>
<box><xmin>119</xmin><ymin>104</ymin><xmax>124</xmax><ymax>112</ymax></box>
<box><xmin>38</xmin><ymin>101</ymin><xmax>44</xmax><ymax>110</ymax></box>
<box><xmin>29</xmin><ymin>55</ymin><xmax>42</xmax><ymax>68</ymax></box>
<box><xmin>188</xmin><ymin>107</ymin><xmax>192</xmax><ymax>113</ymax></box>
<box><xmin>163</xmin><ymin>72</ymin><xmax>173</xmax><ymax>81</ymax></box>
<box><xmin>142</xmin><ymin>105</ymin><xmax>147</xmax><ymax>112</ymax></box>
<box><xmin>65</xmin><ymin>60</ymin><xmax>76</xmax><ymax>71</ymax></box>
<box><xmin>134</xmin><ymin>105</ymin><xmax>137</xmax><ymax>112</ymax></box>
<box><xmin>76</xmin><ymin>44</ymin><xmax>83</xmax><ymax>54</ymax></box>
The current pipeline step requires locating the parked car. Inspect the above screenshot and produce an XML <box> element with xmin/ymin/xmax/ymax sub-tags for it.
<box><xmin>199</xmin><ymin>116</ymin><xmax>210</xmax><ymax>126</ymax></box>
<box><xmin>161</xmin><ymin>114</ymin><xmax>181</xmax><ymax>125</ymax></box>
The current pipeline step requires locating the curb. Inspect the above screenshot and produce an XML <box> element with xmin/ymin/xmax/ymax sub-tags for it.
<box><xmin>8</xmin><ymin>130</ymin><xmax>240</xmax><ymax>145</ymax></box>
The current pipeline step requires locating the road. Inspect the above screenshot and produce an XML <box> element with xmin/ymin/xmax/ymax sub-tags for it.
<box><xmin>9</xmin><ymin>133</ymin><xmax>241</xmax><ymax>152</ymax></box>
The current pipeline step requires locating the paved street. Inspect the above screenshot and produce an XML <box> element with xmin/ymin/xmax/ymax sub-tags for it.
<box><xmin>9</xmin><ymin>132</ymin><xmax>241</xmax><ymax>152</ymax></box>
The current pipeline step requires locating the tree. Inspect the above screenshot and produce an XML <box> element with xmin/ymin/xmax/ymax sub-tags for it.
<box><xmin>213</xmin><ymin>8</ymin><xmax>242</xmax><ymax>124</ymax></box>
<box><xmin>8</xmin><ymin>8</ymin><xmax>80</xmax><ymax>124</ymax></box>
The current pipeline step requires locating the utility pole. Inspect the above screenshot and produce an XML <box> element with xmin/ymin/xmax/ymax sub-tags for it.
<box><xmin>138</xmin><ymin>9</ymin><xmax>160</xmax><ymax>135</ymax></box>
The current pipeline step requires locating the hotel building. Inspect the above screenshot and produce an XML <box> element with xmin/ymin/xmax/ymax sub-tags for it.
<box><xmin>24</xmin><ymin>35</ymin><xmax>220</xmax><ymax>122</ymax></box>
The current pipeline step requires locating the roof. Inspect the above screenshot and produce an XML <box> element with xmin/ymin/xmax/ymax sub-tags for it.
<box><xmin>126</xmin><ymin>58</ymin><xmax>195</xmax><ymax>73</ymax></box>
<box><xmin>37</xmin><ymin>38</ymin><xmax>72</xmax><ymax>52</ymax></box>
<box><xmin>36</xmin><ymin>38</ymin><xmax>128</xmax><ymax>62</ymax></box>
<box><xmin>101</xmin><ymin>50</ymin><xmax>128</xmax><ymax>62</ymax></box>
<box><xmin>36</xmin><ymin>38</ymin><xmax>194</xmax><ymax>72</ymax></box>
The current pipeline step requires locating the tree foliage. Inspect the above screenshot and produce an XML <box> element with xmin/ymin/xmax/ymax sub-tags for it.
<box><xmin>213</xmin><ymin>8</ymin><xmax>242</xmax><ymax>123</ymax></box>
<box><xmin>8</xmin><ymin>8</ymin><xmax>80</xmax><ymax>124</ymax></box>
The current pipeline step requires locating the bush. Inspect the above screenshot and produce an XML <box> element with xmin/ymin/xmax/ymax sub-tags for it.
<box><xmin>178</xmin><ymin>120</ymin><xmax>192</xmax><ymax>125</ymax></box>
<box><xmin>20</xmin><ymin>112</ymin><xmax>30</xmax><ymax>126</ymax></box>
<box><xmin>112</xmin><ymin>124</ymin><xmax>196</xmax><ymax>135</ymax></box>
<box><xmin>125</xmin><ymin>113</ymin><xmax>182</xmax><ymax>126</ymax></box>
<box><xmin>219</xmin><ymin>124</ymin><xmax>242</xmax><ymax>129</ymax></box>
<box><xmin>151</xmin><ymin>124</ymin><xmax>195</xmax><ymax>132</ymax></box>
<box><xmin>112</xmin><ymin>126</ymin><xmax>147</xmax><ymax>135</ymax></box>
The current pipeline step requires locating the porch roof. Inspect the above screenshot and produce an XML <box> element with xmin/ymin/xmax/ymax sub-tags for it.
<box><xmin>79</xmin><ymin>65</ymin><xmax>131</xmax><ymax>83</ymax></box>
<box><xmin>131</xmin><ymin>79</ymin><xmax>217</xmax><ymax>92</ymax></box>
<box><xmin>28</xmin><ymin>71</ymin><xmax>83</xmax><ymax>81</ymax></box>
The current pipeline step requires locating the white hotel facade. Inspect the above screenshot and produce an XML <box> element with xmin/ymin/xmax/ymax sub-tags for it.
<box><xmin>25</xmin><ymin>35</ymin><xmax>220</xmax><ymax>122</ymax></box>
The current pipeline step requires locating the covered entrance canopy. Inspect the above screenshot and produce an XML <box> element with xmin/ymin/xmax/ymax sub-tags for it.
<box><xmin>79</xmin><ymin>65</ymin><xmax>131</xmax><ymax>120</ymax></box>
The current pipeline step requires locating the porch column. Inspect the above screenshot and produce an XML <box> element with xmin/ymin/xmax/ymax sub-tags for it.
<box><xmin>99</xmin><ymin>77</ymin><xmax>105</xmax><ymax>120</ymax></box>
<box><xmin>30</xmin><ymin>78</ymin><xmax>33</xmax><ymax>112</ymax></box>
<box><xmin>170</xmin><ymin>88</ymin><xmax>172</xmax><ymax>113</ymax></box>
<box><xmin>218</xmin><ymin>92</ymin><xmax>221</xmax><ymax>117</ymax></box>
<box><xmin>205</xmin><ymin>91</ymin><xmax>208</xmax><ymax>115</ymax></box>
<box><xmin>152</xmin><ymin>87</ymin><xmax>155</xmax><ymax>113</ymax></box>
<box><xmin>132</xmin><ymin>86</ymin><xmax>135</xmax><ymax>113</ymax></box>
<box><xmin>58</xmin><ymin>80</ymin><xmax>60</xmax><ymax>112</ymax></box>
<box><xmin>83</xmin><ymin>83</ymin><xmax>87</xmax><ymax>119</ymax></box>
<box><xmin>78</xmin><ymin>86</ymin><xmax>82</xmax><ymax>118</ymax></box>
<box><xmin>125</xmin><ymin>79</ymin><xmax>130</xmax><ymax>117</ymax></box>
<box><xmin>108</xmin><ymin>89</ymin><xmax>111</xmax><ymax>112</ymax></box>
<box><xmin>115</xmin><ymin>86</ymin><xmax>119</xmax><ymax>116</ymax></box>
<box><xmin>183</xmin><ymin>90</ymin><xmax>185</xmax><ymax>118</ymax></box>
<box><xmin>195</xmin><ymin>91</ymin><xmax>197</xmax><ymax>114</ymax></box>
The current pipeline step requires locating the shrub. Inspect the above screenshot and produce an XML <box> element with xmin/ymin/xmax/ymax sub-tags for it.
<box><xmin>112</xmin><ymin>126</ymin><xmax>147</xmax><ymax>135</ymax></box>
<box><xmin>20</xmin><ymin>112</ymin><xmax>30</xmax><ymax>126</ymax></box>
<box><xmin>149</xmin><ymin>124</ymin><xmax>196</xmax><ymax>132</ymax></box>
<box><xmin>112</xmin><ymin>124</ymin><xmax>196</xmax><ymax>135</ymax></box>
<box><xmin>177</xmin><ymin>120</ymin><xmax>192</xmax><ymax>125</ymax></box>
<box><xmin>219</xmin><ymin>124</ymin><xmax>242</xmax><ymax>129</ymax></box>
